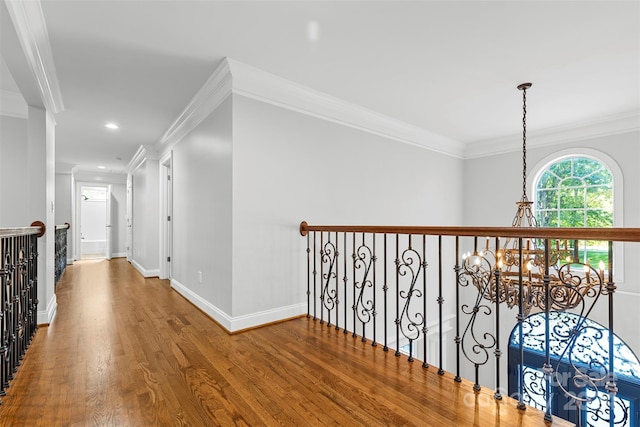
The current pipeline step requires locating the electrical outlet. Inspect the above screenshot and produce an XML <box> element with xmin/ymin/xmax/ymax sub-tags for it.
<box><xmin>198</xmin><ymin>271</ymin><xmax>203</xmax><ymax>283</ymax></box>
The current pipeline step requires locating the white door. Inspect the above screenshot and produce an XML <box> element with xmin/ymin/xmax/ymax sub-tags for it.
<box><xmin>78</xmin><ymin>184</ymin><xmax>109</xmax><ymax>259</ymax></box>
<box><xmin>126</xmin><ymin>175</ymin><xmax>133</xmax><ymax>262</ymax></box>
<box><xmin>106</xmin><ymin>184</ymin><xmax>112</xmax><ymax>260</ymax></box>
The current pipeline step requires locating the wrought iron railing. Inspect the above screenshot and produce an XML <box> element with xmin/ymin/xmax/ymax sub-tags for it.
<box><xmin>300</xmin><ymin>221</ymin><xmax>640</xmax><ymax>427</ymax></box>
<box><xmin>55</xmin><ymin>223</ymin><xmax>70</xmax><ymax>283</ymax></box>
<box><xmin>0</xmin><ymin>223</ymin><xmax>44</xmax><ymax>405</ymax></box>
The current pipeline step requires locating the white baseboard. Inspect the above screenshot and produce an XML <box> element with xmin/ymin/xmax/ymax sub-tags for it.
<box><xmin>131</xmin><ymin>259</ymin><xmax>160</xmax><ymax>278</ymax></box>
<box><xmin>111</xmin><ymin>252</ymin><xmax>127</xmax><ymax>258</ymax></box>
<box><xmin>66</xmin><ymin>257</ymin><xmax>74</xmax><ymax>265</ymax></box>
<box><xmin>37</xmin><ymin>293</ymin><xmax>57</xmax><ymax>325</ymax></box>
<box><xmin>171</xmin><ymin>278</ymin><xmax>305</xmax><ymax>333</ymax></box>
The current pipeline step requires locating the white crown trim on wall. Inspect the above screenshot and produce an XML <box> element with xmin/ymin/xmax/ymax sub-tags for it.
<box><xmin>157</xmin><ymin>57</ymin><xmax>465</xmax><ymax>158</ymax></box>
<box><xmin>227</xmin><ymin>58</ymin><xmax>465</xmax><ymax>158</ymax></box>
<box><xmin>465</xmin><ymin>110</ymin><xmax>640</xmax><ymax>159</ymax></box>
<box><xmin>0</xmin><ymin>89</ymin><xmax>28</xmax><ymax>118</ymax></box>
<box><xmin>4</xmin><ymin>0</ymin><xmax>64</xmax><ymax>114</ymax></box>
<box><xmin>158</xmin><ymin>59</ymin><xmax>233</xmax><ymax>151</ymax></box>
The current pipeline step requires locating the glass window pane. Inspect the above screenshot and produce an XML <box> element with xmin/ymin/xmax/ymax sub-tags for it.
<box><xmin>560</xmin><ymin>210</ymin><xmax>584</xmax><ymax>227</ymax></box>
<box><xmin>536</xmin><ymin>189</ymin><xmax>558</xmax><ymax>210</ymax></box>
<box><xmin>573</xmin><ymin>157</ymin><xmax>601</xmax><ymax>178</ymax></box>
<box><xmin>537</xmin><ymin>171</ymin><xmax>559</xmax><ymax>189</ymax></box>
<box><xmin>559</xmin><ymin>188</ymin><xmax>585</xmax><ymax>210</ymax></box>
<box><xmin>586</xmin><ymin>169</ymin><xmax>612</xmax><ymax>186</ymax></box>
<box><xmin>585</xmin><ymin>186</ymin><xmax>613</xmax><ymax>211</ymax></box>
<box><xmin>550</xmin><ymin>160</ymin><xmax>572</xmax><ymax>177</ymax></box>
<box><xmin>560</xmin><ymin>177</ymin><xmax>584</xmax><ymax>188</ymax></box>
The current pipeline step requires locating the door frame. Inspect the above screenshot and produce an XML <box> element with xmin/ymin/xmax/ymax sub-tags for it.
<box><xmin>74</xmin><ymin>182</ymin><xmax>112</xmax><ymax>261</ymax></box>
<box><xmin>159</xmin><ymin>151</ymin><xmax>173</xmax><ymax>280</ymax></box>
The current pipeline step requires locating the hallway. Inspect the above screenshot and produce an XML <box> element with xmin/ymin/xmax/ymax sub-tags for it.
<box><xmin>0</xmin><ymin>259</ymin><xmax>566</xmax><ymax>426</ymax></box>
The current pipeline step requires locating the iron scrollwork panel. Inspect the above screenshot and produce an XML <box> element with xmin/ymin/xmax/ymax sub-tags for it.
<box><xmin>395</xmin><ymin>239</ymin><xmax>426</xmax><ymax>362</ymax></box>
<box><xmin>353</xmin><ymin>238</ymin><xmax>375</xmax><ymax>340</ymax></box>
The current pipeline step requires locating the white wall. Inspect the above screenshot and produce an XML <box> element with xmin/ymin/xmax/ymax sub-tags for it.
<box><xmin>110</xmin><ymin>183</ymin><xmax>127</xmax><ymax>257</ymax></box>
<box><xmin>0</xmin><ymin>115</ymin><xmax>28</xmax><ymax>227</ymax></box>
<box><xmin>171</xmin><ymin>96</ymin><xmax>233</xmax><ymax>316</ymax></box>
<box><xmin>131</xmin><ymin>159</ymin><xmax>160</xmax><ymax>276</ymax></box>
<box><xmin>55</xmin><ymin>172</ymin><xmax>73</xmax><ymax>260</ymax></box>
<box><xmin>463</xmin><ymin>130</ymin><xmax>640</xmax><ymax>388</ymax></box>
<box><xmin>163</xmin><ymin>92</ymin><xmax>464</xmax><ymax>332</ymax></box>
<box><xmin>231</xmin><ymin>94</ymin><xmax>464</xmax><ymax>326</ymax></box>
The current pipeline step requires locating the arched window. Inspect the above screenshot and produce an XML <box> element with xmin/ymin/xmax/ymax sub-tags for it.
<box><xmin>534</xmin><ymin>154</ymin><xmax>615</xmax><ymax>266</ymax></box>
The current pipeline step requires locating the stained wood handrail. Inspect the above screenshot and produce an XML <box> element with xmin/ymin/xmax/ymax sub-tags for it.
<box><xmin>0</xmin><ymin>221</ymin><xmax>46</xmax><ymax>238</ymax></box>
<box><xmin>299</xmin><ymin>221</ymin><xmax>640</xmax><ymax>242</ymax></box>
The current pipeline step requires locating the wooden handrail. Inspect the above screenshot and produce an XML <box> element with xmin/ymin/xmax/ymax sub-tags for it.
<box><xmin>0</xmin><ymin>221</ymin><xmax>46</xmax><ymax>238</ymax></box>
<box><xmin>299</xmin><ymin>221</ymin><xmax>640</xmax><ymax>242</ymax></box>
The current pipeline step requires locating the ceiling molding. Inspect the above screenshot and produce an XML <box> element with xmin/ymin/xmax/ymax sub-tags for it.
<box><xmin>464</xmin><ymin>110</ymin><xmax>640</xmax><ymax>159</ymax></box>
<box><xmin>157</xmin><ymin>59</ymin><xmax>232</xmax><ymax>151</ymax></box>
<box><xmin>157</xmin><ymin>57</ymin><xmax>465</xmax><ymax>158</ymax></box>
<box><xmin>0</xmin><ymin>89</ymin><xmax>28</xmax><ymax>118</ymax></box>
<box><xmin>4</xmin><ymin>0</ymin><xmax>64</xmax><ymax>114</ymax></box>
<box><xmin>227</xmin><ymin>58</ymin><xmax>465</xmax><ymax>158</ymax></box>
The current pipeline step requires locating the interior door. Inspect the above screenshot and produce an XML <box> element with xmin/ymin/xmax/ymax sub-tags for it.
<box><xmin>126</xmin><ymin>176</ymin><xmax>133</xmax><ymax>262</ymax></box>
<box><xmin>106</xmin><ymin>184</ymin><xmax>112</xmax><ymax>260</ymax></box>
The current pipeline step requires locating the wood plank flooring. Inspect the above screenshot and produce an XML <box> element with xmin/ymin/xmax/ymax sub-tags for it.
<box><xmin>0</xmin><ymin>258</ymin><xmax>570</xmax><ymax>426</ymax></box>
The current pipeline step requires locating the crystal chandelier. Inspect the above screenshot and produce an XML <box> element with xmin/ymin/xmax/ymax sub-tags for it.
<box><xmin>462</xmin><ymin>83</ymin><xmax>606</xmax><ymax>314</ymax></box>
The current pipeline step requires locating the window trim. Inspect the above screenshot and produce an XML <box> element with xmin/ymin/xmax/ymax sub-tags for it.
<box><xmin>530</xmin><ymin>148</ymin><xmax>624</xmax><ymax>283</ymax></box>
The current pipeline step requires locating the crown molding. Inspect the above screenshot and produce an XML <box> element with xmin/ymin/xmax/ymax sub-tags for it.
<box><xmin>227</xmin><ymin>58</ymin><xmax>465</xmax><ymax>158</ymax></box>
<box><xmin>465</xmin><ymin>110</ymin><xmax>640</xmax><ymax>159</ymax></box>
<box><xmin>157</xmin><ymin>57</ymin><xmax>464</xmax><ymax>158</ymax></box>
<box><xmin>4</xmin><ymin>0</ymin><xmax>64</xmax><ymax>114</ymax></box>
<box><xmin>157</xmin><ymin>59</ymin><xmax>232</xmax><ymax>151</ymax></box>
<box><xmin>0</xmin><ymin>89</ymin><xmax>28</xmax><ymax>118</ymax></box>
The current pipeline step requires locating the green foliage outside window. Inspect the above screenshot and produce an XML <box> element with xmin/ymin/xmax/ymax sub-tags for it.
<box><xmin>535</xmin><ymin>157</ymin><xmax>613</xmax><ymax>265</ymax></box>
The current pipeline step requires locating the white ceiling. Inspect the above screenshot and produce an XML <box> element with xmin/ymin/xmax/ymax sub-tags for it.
<box><xmin>3</xmin><ymin>0</ymin><xmax>639</xmax><ymax>173</ymax></box>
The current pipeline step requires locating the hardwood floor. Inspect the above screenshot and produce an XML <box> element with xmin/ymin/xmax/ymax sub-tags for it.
<box><xmin>0</xmin><ymin>258</ymin><xmax>570</xmax><ymax>426</ymax></box>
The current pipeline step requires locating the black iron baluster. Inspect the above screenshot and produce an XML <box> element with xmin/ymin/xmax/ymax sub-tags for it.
<box><xmin>312</xmin><ymin>232</ymin><xmax>317</xmax><ymax>320</ymax></box>
<box><xmin>320</xmin><ymin>232</ymin><xmax>325</xmax><ymax>325</ymax></box>
<box><xmin>542</xmin><ymin>239</ymin><xmax>553</xmax><ymax>423</ymax></box>
<box><xmin>360</xmin><ymin>233</ymin><xmax>366</xmax><ymax>342</ymax></box>
<box><xmin>395</xmin><ymin>234</ymin><xmax>400</xmax><ymax>357</ymax></box>
<box><xmin>352</xmin><ymin>232</ymin><xmax>356</xmax><ymax>338</ymax></box>
<box><xmin>422</xmin><ymin>235</ymin><xmax>428</xmax><ymax>369</ymax></box>
<box><xmin>605</xmin><ymin>241</ymin><xmax>617</xmax><ymax>427</ymax></box>
<box><xmin>454</xmin><ymin>236</ymin><xmax>461</xmax><ymax>383</ymax></box>
<box><xmin>372</xmin><ymin>233</ymin><xmax>377</xmax><ymax>347</ymax></box>
<box><xmin>306</xmin><ymin>233</ymin><xmax>310</xmax><ymax>318</ymax></box>
<box><xmin>343</xmin><ymin>232</ymin><xmax>347</xmax><ymax>333</ymax></box>
<box><xmin>334</xmin><ymin>232</ymin><xmax>339</xmax><ymax>331</ymax></box>
<box><xmin>517</xmin><ymin>238</ymin><xmax>526</xmax><ymax>410</ymax></box>
<box><xmin>383</xmin><ymin>234</ymin><xmax>388</xmax><ymax>351</ymax></box>
<box><xmin>437</xmin><ymin>235</ymin><xmax>444</xmax><ymax>375</ymax></box>
<box><xmin>0</xmin><ymin>239</ymin><xmax>8</xmax><ymax>401</ymax></box>
<box><xmin>494</xmin><ymin>237</ymin><xmax>502</xmax><ymax>400</ymax></box>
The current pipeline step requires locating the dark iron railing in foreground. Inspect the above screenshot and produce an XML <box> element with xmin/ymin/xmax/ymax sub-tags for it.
<box><xmin>0</xmin><ymin>224</ymin><xmax>44</xmax><ymax>405</ymax></box>
<box><xmin>300</xmin><ymin>221</ymin><xmax>640</xmax><ymax>427</ymax></box>
<box><xmin>55</xmin><ymin>223</ymin><xmax>70</xmax><ymax>283</ymax></box>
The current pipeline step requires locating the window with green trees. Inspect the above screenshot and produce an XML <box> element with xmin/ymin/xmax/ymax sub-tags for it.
<box><xmin>535</xmin><ymin>156</ymin><xmax>613</xmax><ymax>265</ymax></box>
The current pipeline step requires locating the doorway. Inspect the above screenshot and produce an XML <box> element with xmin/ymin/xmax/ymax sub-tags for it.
<box><xmin>160</xmin><ymin>152</ymin><xmax>173</xmax><ymax>279</ymax></box>
<box><xmin>78</xmin><ymin>184</ymin><xmax>112</xmax><ymax>260</ymax></box>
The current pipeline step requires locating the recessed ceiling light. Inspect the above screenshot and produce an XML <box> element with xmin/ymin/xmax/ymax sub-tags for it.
<box><xmin>105</xmin><ymin>122</ymin><xmax>119</xmax><ymax>130</ymax></box>
<box><xmin>98</xmin><ymin>165</ymin><xmax>106</xmax><ymax>169</ymax></box>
